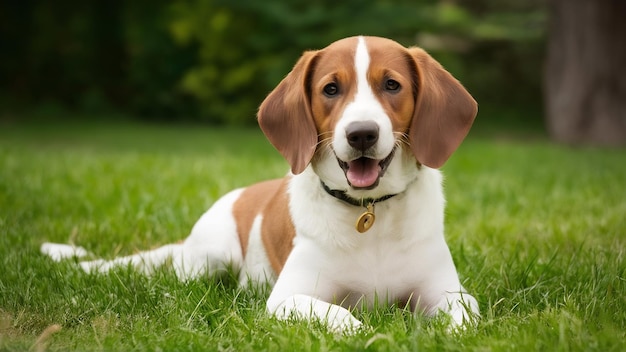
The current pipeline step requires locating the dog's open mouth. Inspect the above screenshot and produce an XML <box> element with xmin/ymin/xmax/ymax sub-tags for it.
<box><xmin>337</xmin><ymin>148</ymin><xmax>396</xmax><ymax>189</ymax></box>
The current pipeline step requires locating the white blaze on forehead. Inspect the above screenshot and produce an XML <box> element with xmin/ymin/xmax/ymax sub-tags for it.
<box><xmin>332</xmin><ymin>36</ymin><xmax>395</xmax><ymax>161</ymax></box>
<box><xmin>354</xmin><ymin>36</ymin><xmax>374</xmax><ymax>104</ymax></box>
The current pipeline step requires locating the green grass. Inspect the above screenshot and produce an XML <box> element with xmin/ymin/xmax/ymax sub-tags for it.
<box><xmin>1</xmin><ymin>116</ymin><xmax>625</xmax><ymax>351</ymax></box>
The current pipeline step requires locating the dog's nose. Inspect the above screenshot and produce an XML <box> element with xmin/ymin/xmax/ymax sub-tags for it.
<box><xmin>346</xmin><ymin>121</ymin><xmax>379</xmax><ymax>151</ymax></box>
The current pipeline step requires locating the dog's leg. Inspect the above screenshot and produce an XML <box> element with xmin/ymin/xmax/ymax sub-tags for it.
<box><xmin>415</xmin><ymin>257</ymin><xmax>480</xmax><ymax>328</ymax></box>
<box><xmin>79</xmin><ymin>243</ymin><xmax>182</xmax><ymax>275</ymax></box>
<box><xmin>50</xmin><ymin>189</ymin><xmax>245</xmax><ymax>281</ymax></box>
<box><xmin>79</xmin><ymin>233</ymin><xmax>241</xmax><ymax>281</ymax></box>
<box><xmin>265</xmin><ymin>244</ymin><xmax>363</xmax><ymax>333</ymax></box>
<box><xmin>169</xmin><ymin>189</ymin><xmax>244</xmax><ymax>280</ymax></box>
<box><xmin>408</xmin><ymin>242</ymin><xmax>480</xmax><ymax>328</ymax></box>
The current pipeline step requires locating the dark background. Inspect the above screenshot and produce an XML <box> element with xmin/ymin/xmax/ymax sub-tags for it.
<box><xmin>0</xmin><ymin>1</ymin><xmax>544</xmax><ymax>121</ymax></box>
<box><xmin>1</xmin><ymin>0</ymin><xmax>623</xmax><ymax>143</ymax></box>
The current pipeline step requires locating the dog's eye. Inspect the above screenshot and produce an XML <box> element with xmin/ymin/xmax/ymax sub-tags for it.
<box><xmin>323</xmin><ymin>83</ymin><xmax>339</xmax><ymax>97</ymax></box>
<box><xmin>385</xmin><ymin>79</ymin><xmax>400</xmax><ymax>91</ymax></box>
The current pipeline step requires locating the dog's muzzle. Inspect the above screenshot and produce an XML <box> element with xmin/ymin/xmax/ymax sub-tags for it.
<box><xmin>335</xmin><ymin>121</ymin><xmax>396</xmax><ymax>189</ymax></box>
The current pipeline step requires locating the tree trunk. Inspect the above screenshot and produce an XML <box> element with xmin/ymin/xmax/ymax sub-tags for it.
<box><xmin>545</xmin><ymin>0</ymin><xmax>626</xmax><ymax>146</ymax></box>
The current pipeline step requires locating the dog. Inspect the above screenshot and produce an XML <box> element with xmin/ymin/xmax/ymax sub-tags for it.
<box><xmin>42</xmin><ymin>36</ymin><xmax>479</xmax><ymax>332</ymax></box>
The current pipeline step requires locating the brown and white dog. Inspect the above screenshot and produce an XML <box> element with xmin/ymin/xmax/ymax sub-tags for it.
<box><xmin>42</xmin><ymin>36</ymin><xmax>479</xmax><ymax>332</ymax></box>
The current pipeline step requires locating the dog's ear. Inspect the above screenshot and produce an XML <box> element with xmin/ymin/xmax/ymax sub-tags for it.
<box><xmin>258</xmin><ymin>50</ymin><xmax>319</xmax><ymax>175</ymax></box>
<box><xmin>408</xmin><ymin>47</ymin><xmax>477</xmax><ymax>169</ymax></box>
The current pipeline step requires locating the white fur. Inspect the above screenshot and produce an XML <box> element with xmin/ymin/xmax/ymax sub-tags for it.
<box><xmin>42</xmin><ymin>35</ymin><xmax>479</xmax><ymax>333</ymax></box>
<box><xmin>238</xmin><ymin>215</ymin><xmax>275</xmax><ymax>287</ymax></box>
<box><xmin>40</xmin><ymin>243</ymin><xmax>88</xmax><ymax>261</ymax></box>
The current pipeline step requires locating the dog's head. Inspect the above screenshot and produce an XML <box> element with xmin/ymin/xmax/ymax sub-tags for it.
<box><xmin>258</xmin><ymin>36</ymin><xmax>476</xmax><ymax>195</ymax></box>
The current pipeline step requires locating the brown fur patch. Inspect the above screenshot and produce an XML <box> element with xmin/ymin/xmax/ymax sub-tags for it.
<box><xmin>232</xmin><ymin>178</ymin><xmax>295</xmax><ymax>274</ymax></box>
<box><xmin>260</xmin><ymin>178</ymin><xmax>296</xmax><ymax>274</ymax></box>
<box><xmin>309</xmin><ymin>37</ymin><xmax>359</xmax><ymax>138</ymax></box>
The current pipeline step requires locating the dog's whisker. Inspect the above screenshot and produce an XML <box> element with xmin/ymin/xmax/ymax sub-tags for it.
<box><xmin>315</xmin><ymin>136</ymin><xmax>333</xmax><ymax>149</ymax></box>
<box><xmin>393</xmin><ymin>132</ymin><xmax>410</xmax><ymax>148</ymax></box>
<box><xmin>397</xmin><ymin>139</ymin><xmax>410</xmax><ymax>148</ymax></box>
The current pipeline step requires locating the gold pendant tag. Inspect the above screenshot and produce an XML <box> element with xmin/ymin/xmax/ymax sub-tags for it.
<box><xmin>355</xmin><ymin>203</ymin><xmax>375</xmax><ymax>233</ymax></box>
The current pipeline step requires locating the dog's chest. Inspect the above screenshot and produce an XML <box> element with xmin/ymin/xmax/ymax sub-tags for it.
<box><xmin>325</xmin><ymin>234</ymin><xmax>428</xmax><ymax>307</ymax></box>
<box><xmin>343</xmin><ymin>230</ymin><xmax>423</xmax><ymax>277</ymax></box>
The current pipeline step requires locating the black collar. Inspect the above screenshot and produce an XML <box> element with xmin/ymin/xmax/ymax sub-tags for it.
<box><xmin>320</xmin><ymin>181</ymin><xmax>398</xmax><ymax>207</ymax></box>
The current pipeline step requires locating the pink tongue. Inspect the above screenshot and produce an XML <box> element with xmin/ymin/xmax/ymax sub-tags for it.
<box><xmin>346</xmin><ymin>158</ymin><xmax>380</xmax><ymax>188</ymax></box>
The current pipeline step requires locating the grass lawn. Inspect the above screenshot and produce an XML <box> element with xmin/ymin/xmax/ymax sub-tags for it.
<box><xmin>1</xmin><ymin>115</ymin><xmax>625</xmax><ymax>351</ymax></box>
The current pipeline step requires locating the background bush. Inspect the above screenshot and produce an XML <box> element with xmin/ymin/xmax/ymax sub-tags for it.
<box><xmin>0</xmin><ymin>0</ymin><xmax>545</xmax><ymax>124</ymax></box>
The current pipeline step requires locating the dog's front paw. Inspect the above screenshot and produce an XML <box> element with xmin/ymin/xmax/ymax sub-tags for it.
<box><xmin>437</xmin><ymin>291</ymin><xmax>480</xmax><ymax>331</ymax></box>
<box><xmin>269</xmin><ymin>294</ymin><xmax>364</xmax><ymax>334</ymax></box>
<box><xmin>324</xmin><ymin>307</ymin><xmax>363</xmax><ymax>334</ymax></box>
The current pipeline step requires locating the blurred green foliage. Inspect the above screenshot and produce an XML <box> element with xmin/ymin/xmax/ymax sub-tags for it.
<box><xmin>0</xmin><ymin>0</ymin><xmax>545</xmax><ymax>124</ymax></box>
